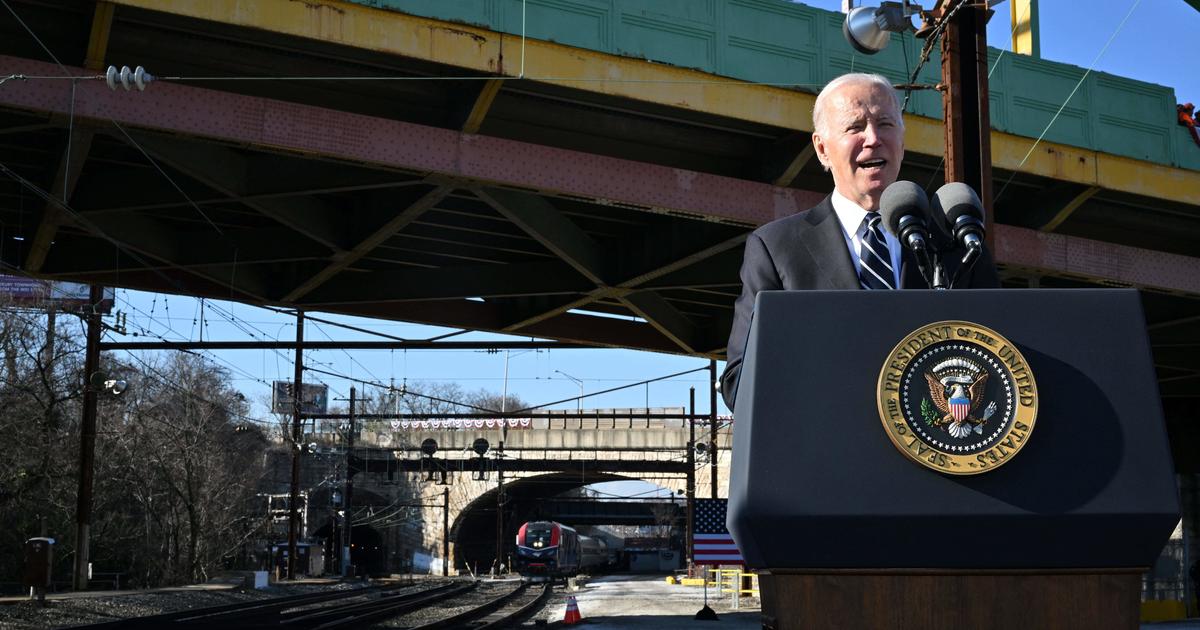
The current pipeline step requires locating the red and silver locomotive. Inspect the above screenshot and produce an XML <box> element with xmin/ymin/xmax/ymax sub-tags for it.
<box><xmin>514</xmin><ymin>521</ymin><xmax>608</xmax><ymax>580</ymax></box>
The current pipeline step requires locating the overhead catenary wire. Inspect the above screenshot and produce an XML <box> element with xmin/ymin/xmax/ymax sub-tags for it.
<box><xmin>993</xmin><ymin>0</ymin><xmax>1143</xmax><ymax>204</ymax></box>
<box><xmin>117</xmin><ymin>296</ymin><xmax>297</xmax><ymax>403</ymax></box>
<box><xmin>305</xmin><ymin>365</ymin><xmax>502</xmax><ymax>414</ymax></box>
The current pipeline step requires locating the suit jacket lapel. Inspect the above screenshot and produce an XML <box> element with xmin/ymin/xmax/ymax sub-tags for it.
<box><xmin>799</xmin><ymin>197</ymin><xmax>860</xmax><ymax>290</ymax></box>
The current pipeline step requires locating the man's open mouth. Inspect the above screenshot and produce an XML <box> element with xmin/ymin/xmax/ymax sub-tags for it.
<box><xmin>858</xmin><ymin>158</ymin><xmax>887</xmax><ymax>169</ymax></box>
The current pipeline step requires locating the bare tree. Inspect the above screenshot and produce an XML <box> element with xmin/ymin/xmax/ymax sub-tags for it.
<box><xmin>0</xmin><ymin>302</ymin><xmax>86</xmax><ymax>582</ymax></box>
<box><xmin>96</xmin><ymin>353</ymin><xmax>268</xmax><ymax>585</ymax></box>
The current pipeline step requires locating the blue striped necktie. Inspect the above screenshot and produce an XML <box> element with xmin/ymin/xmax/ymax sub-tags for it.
<box><xmin>858</xmin><ymin>212</ymin><xmax>895</xmax><ymax>290</ymax></box>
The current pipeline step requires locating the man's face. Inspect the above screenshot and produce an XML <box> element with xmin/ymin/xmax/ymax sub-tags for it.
<box><xmin>812</xmin><ymin>82</ymin><xmax>904</xmax><ymax>211</ymax></box>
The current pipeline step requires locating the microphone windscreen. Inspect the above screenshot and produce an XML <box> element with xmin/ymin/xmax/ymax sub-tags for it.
<box><xmin>932</xmin><ymin>182</ymin><xmax>985</xmax><ymax>224</ymax></box>
<box><xmin>879</xmin><ymin>181</ymin><xmax>930</xmax><ymax>236</ymax></box>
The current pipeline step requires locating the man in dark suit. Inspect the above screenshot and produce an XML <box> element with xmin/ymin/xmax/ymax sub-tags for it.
<box><xmin>720</xmin><ymin>73</ymin><xmax>999</xmax><ymax>410</ymax></box>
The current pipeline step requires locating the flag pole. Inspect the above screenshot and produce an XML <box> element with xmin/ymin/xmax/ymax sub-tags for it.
<box><xmin>695</xmin><ymin>566</ymin><xmax>719</xmax><ymax>621</ymax></box>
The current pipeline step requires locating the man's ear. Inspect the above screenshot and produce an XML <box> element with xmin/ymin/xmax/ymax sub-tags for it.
<box><xmin>812</xmin><ymin>132</ymin><xmax>829</xmax><ymax>170</ymax></box>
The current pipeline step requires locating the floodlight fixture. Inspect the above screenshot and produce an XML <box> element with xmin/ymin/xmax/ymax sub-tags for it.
<box><xmin>843</xmin><ymin>1</ymin><xmax>921</xmax><ymax>54</ymax></box>
<box><xmin>88</xmin><ymin>372</ymin><xmax>127</xmax><ymax>396</ymax></box>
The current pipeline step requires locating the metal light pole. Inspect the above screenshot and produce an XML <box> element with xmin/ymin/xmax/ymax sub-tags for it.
<box><xmin>342</xmin><ymin>386</ymin><xmax>355</xmax><ymax>576</ymax></box>
<box><xmin>287</xmin><ymin>310</ymin><xmax>304</xmax><ymax>580</ymax></box>
<box><xmin>555</xmin><ymin>370</ymin><xmax>584</xmax><ymax>412</ymax></box>
<box><xmin>709</xmin><ymin>360</ymin><xmax>718</xmax><ymax>499</ymax></box>
<box><xmin>687</xmin><ymin>387</ymin><xmax>696</xmax><ymax>573</ymax></box>
<box><xmin>442</xmin><ymin>488</ymin><xmax>450</xmax><ymax>577</ymax></box>
<box><xmin>496</xmin><ymin>353</ymin><xmax>508</xmax><ymax>577</ymax></box>
<box><xmin>495</xmin><ymin>348</ymin><xmax>534</xmax><ymax>575</ymax></box>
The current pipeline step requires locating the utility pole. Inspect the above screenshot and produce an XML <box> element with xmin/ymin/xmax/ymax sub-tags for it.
<box><xmin>687</xmin><ymin>387</ymin><xmax>696</xmax><ymax>574</ymax></box>
<box><xmin>72</xmin><ymin>285</ymin><xmax>103</xmax><ymax>591</ymax></box>
<box><xmin>442</xmin><ymin>488</ymin><xmax>450</xmax><ymax>577</ymax></box>
<box><xmin>41</xmin><ymin>304</ymin><xmax>56</xmax><ymax>538</ymax></box>
<box><xmin>342</xmin><ymin>386</ymin><xmax>355</xmax><ymax>576</ymax></box>
<box><xmin>287</xmin><ymin>310</ymin><xmax>304</xmax><ymax>580</ymax></box>
<box><xmin>495</xmin><ymin>388</ymin><xmax>506</xmax><ymax>576</ymax></box>
<box><xmin>940</xmin><ymin>0</ymin><xmax>994</xmax><ymax>244</ymax></box>
<box><xmin>709</xmin><ymin>360</ymin><xmax>718</xmax><ymax>499</ymax></box>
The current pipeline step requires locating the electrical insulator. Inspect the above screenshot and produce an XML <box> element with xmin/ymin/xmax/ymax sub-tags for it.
<box><xmin>105</xmin><ymin>65</ymin><xmax>155</xmax><ymax>91</ymax></box>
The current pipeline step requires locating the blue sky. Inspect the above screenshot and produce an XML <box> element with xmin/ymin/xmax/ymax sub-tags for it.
<box><xmin>811</xmin><ymin>0</ymin><xmax>1200</xmax><ymax>103</ymax></box>
<box><xmin>103</xmin><ymin>0</ymin><xmax>1200</xmax><ymax>429</ymax></box>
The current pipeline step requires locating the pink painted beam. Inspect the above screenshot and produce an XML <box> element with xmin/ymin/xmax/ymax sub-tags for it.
<box><xmin>2</xmin><ymin>56</ymin><xmax>1199</xmax><ymax>294</ymax></box>
<box><xmin>0</xmin><ymin>56</ymin><xmax>816</xmax><ymax>225</ymax></box>
<box><xmin>993</xmin><ymin>225</ymin><xmax>1200</xmax><ymax>294</ymax></box>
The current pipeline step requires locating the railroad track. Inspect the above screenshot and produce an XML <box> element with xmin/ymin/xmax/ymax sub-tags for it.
<box><xmin>401</xmin><ymin>582</ymin><xmax>551</xmax><ymax>629</ymax></box>
<box><xmin>62</xmin><ymin>580</ymin><xmax>549</xmax><ymax>629</ymax></box>
<box><xmin>63</xmin><ymin>580</ymin><xmax>465</xmax><ymax>629</ymax></box>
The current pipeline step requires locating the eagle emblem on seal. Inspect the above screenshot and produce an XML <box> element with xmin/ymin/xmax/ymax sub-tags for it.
<box><xmin>924</xmin><ymin>357</ymin><xmax>998</xmax><ymax>438</ymax></box>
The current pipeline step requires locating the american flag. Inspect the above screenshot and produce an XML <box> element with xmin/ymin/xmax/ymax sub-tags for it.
<box><xmin>692</xmin><ymin>499</ymin><xmax>743</xmax><ymax>565</ymax></box>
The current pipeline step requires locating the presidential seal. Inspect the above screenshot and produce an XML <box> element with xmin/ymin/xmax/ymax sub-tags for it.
<box><xmin>876</xmin><ymin>321</ymin><xmax>1038</xmax><ymax>475</ymax></box>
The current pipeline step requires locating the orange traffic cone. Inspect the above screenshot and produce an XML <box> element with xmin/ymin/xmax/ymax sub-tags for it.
<box><xmin>563</xmin><ymin>594</ymin><xmax>582</xmax><ymax>625</ymax></box>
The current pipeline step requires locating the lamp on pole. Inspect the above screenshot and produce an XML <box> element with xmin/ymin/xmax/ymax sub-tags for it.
<box><xmin>555</xmin><ymin>370</ymin><xmax>584</xmax><ymax>412</ymax></box>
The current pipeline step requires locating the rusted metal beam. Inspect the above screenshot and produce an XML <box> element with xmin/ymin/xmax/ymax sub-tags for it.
<box><xmin>941</xmin><ymin>1</ymin><xmax>994</xmax><ymax>245</ymax></box>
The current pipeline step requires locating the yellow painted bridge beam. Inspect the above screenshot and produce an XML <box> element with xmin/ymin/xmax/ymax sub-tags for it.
<box><xmin>109</xmin><ymin>0</ymin><xmax>1198</xmax><ymax>208</ymax></box>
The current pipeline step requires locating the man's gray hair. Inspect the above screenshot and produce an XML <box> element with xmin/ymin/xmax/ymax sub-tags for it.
<box><xmin>812</xmin><ymin>73</ymin><xmax>904</xmax><ymax>138</ymax></box>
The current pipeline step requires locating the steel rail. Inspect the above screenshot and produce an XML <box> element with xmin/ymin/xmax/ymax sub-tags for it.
<box><xmin>403</xmin><ymin>582</ymin><xmax>546</xmax><ymax>630</ymax></box>
<box><xmin>473</xmin><ymin>582</ymin><xmax>555</xmax><ymax>629</ymax></box>
<box><xmin>61</xmin><ymin>583</ymin><xmax>390</xmax><ymax>629</ymax></box>
<box><xmin>307</xmin><ymin>581</ymin><xmax>478</xmax><ymax>629</ymax></box>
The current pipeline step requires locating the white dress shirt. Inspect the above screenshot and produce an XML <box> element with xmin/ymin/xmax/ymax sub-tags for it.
<box><xmin>830</xmin><ymin>189</ymin><xmax>903</xmax><ymax>288</ymax></box>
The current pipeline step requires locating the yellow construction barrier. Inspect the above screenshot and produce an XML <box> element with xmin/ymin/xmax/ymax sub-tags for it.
<box><xmin>709</xmin><ymin>568</ymin><xmax>759</xmax><ymax>598</ymax></box>
<box><xmin>1140</xmin><ymin>600</ymin><xmax>1186</xmax><ymax>623</ymax></box>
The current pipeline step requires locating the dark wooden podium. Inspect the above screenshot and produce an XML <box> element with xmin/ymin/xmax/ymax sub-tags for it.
<box><xmin>728</xmin><ymin>289</ymin><xmax>1179</xmax><ymax>630</ymax></box>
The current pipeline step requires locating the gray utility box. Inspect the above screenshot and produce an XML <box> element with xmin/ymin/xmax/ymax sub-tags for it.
<box><xmin>24</xmin><ymin>537</ymin><xmax>55</xmax><ymax>588</ymax></box>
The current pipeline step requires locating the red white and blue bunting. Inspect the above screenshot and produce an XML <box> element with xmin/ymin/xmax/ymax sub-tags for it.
<box><xmin>387</xmin><ymin>418</ymin><xmax>533</xmax><ymax>430</ymax></box>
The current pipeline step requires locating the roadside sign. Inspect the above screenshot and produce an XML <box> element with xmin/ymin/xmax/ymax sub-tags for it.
<box><xmin>271</xmin><ymin>381</ymin><xmax>329</xmax><ymax>415</ymax></box>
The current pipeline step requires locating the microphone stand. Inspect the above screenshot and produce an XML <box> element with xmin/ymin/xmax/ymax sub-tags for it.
<box><xmin>948</xmin><ymin>242</ymin><xmax>981</xmax><ymax>289</ymax></box>
<box><xmin>931</xmin><ymin>258</ymin><xmax>948</xmax><ymax>290</ymax></box>
<box><xmin>909</xmin><ymin>238</ymin><xmax>938</xmax><ymax>289</ymax></box>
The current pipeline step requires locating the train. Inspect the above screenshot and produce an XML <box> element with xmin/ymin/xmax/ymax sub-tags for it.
<box><xmin>514</xmin><ymin>521</ymin><xmax>609</xmax><ymax>580</ymax></box>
